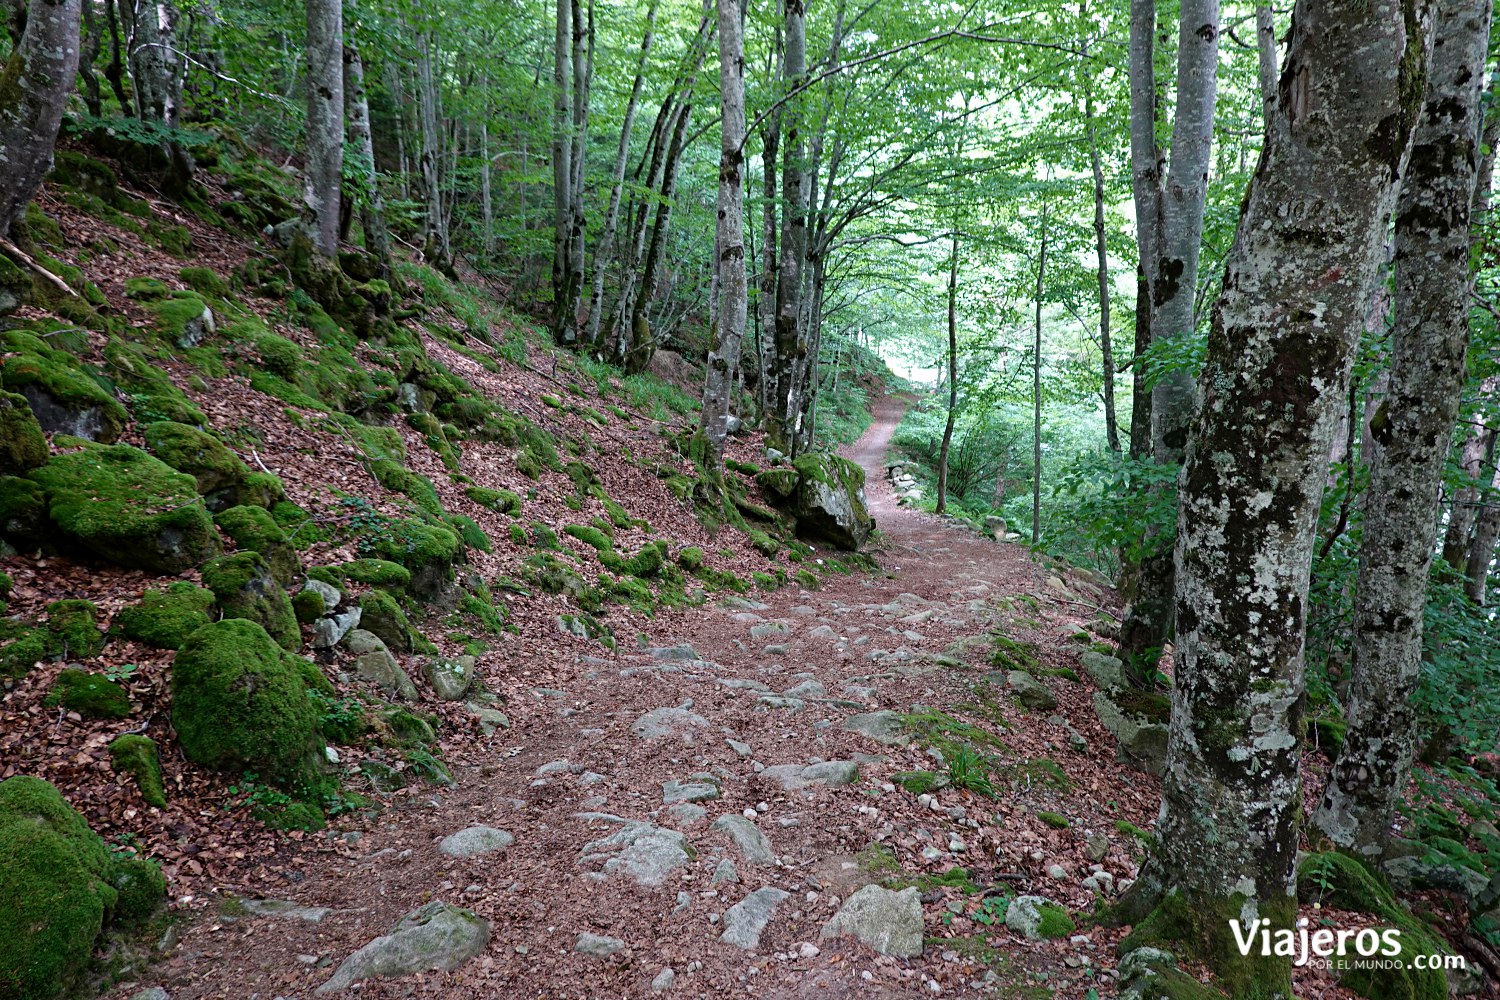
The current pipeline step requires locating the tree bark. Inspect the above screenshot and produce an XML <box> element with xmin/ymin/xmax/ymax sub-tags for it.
<box><xmin>584</xmin><ymin>0</ymin><xmax>657</xmax><ymax>348</ymax></box>
<box><xmin>416</xmin><ymin>24</ymin><xmax>448</xmax><ymax>270</ymax></box>
<box><xmin>79</xmin><ymin>0</ymin><xmax>102</xmax><ymax>116</ymax></box>
<box><xmin>1116</xmin><ymin>0</ymin><xmax>1220</xmax><ymax>683</ymax></box>
<box><xmin>1125</xmin><ymin>0</ymin><xmax>1163</xmax><ymax>461</ymax></box>
<box><xmin>767</xmin><ymin>0</ymin><xmax>809</xmax><ymax>454</ymax></box>
<box><xmin>1467</xmin><ymin>463</ymin><xmax>1500</xmax><ymax>603</ymax></box>
<box><xmin>936</xmin><ymin>228</ymin><xmax>960</xmax><ymax>514</ymax></box>
<box><xmin>695</xmin><ymin>0</ymin><xmax>747</xmax><ymax>477</ymax></box>
<box><xmin>1312</xmin><ymin>0</ymin><xmax>1490</xmax><ymax>862</ymax></box>
<box><xmin>343</xmin><ymin>43</ymin><xmax>391</xmax><ymax>277</ymax></box>
<box><xmin>1032</xmin><ymin>207</ymin><xmax>1048</xmax><ymax>546</ymax></box>
<box><xmin>1255</xmin><ymin>6</ymin><xmax>1278</xmax><ymax>132</ymax></box>
<box><xmin>305</xmin><ymin>0</ymin><xmax>344</xmax><ymax>257</ymax></box>
<box><xmin>1086</xmin><ymin>73</ymin><xmax>1118</xmax><ymax>453</ymax></box>
<box><xmin>1119</xmin><ymin>3</ymin><xmax>1434</xmax><ymax>995</ymax></box>
<box><xmin>0</xmin><ymin>0</ymin><xmax>83</xmax><ymax>237</ymax></box>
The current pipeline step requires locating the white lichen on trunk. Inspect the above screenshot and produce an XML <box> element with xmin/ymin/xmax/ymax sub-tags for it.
<box><xmin>304</xmin><ymin>0</ymin><xmax>344</xmax><ymax>256</ymax></box>
<box><xmin>0</xmin><ymin>0</ymin><xmax>83</xmax><ymax>236</ymax></box>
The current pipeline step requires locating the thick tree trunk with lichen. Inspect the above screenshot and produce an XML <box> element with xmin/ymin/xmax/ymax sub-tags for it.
<box><xmin>694</xmin><ymin>0</ymin><xmax>747</xmax><ymax>477</ymax></box>
<box><xmin>0</xmin><ymin>0</ymin><xmax>83</xmax><ymax>237</ymax></box>
<box><xmin>766</xmin><ymin>0</ymin><xmax>809</xmax><ymax>454</ymax></box>
<box><xmin>1312</xmin><ymin>0</ymin><xmax>1490</xmax><ymax>861</ymax></box>
<box><xmin>1117</xmin><ymin>0</ymin><xmax>1219</xmax><ymax>684</ymax></box>
<box><xmin>1118</xmin><ymin>2</ymin><xmax>1433</xmax><ymax>995</ymax></box>
<box><xmin>304</xmin><ymin>0</ymin><xmax>344</xmax><ymax>257</ymax></box>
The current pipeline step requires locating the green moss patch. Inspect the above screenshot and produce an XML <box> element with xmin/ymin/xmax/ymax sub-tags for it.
<box><xmin>44</xmin><ymin>600</ymin><xmax>104</xmax><ymax>658</ymax></box>
<box><xmin>201</xmin><ymin>551</ymin><xmax>300</xmax><ymax>651</ymax></box>
<box><xmin>44</xmin><ymin>670</ymin><xmax>130</xmax><ymax>719</ymax></box>
<box><xmin>108</xmin><ymin>735</ymin><xmax>167</xmax><ymax>809</ymax></box>
<box><xmin>27</xmin><ymin>444</ymin><xmax>220</xmax><ymax>573</ymax></box>
<box><xmin>339</xmin><ymin>558</ymin><xmax>411</xmax><ymax>590</ymax></box>
<box><xmin>0</xmin><ymin>336</ymin><xmax>127</xmax><ymax>443</ymax></box>
<box><xmin>216</xmin><ymin>505</ymin><xmax>301</xmax><ymax>585</ymax></box>
<box><xmin>114</xmin><ymin>582</ymin><xmax>215</xmax><ymax>649</ymax></box>
<box><xmin>144</xmin><ymin>421</ymin><xmax>253</xmax><ymax>507</ymax></box>
<box><xmin>0</xmin><ymin>390</ymin><xmax>48</xmax><ymax>476</ymax></box>
<box><xmin>465</xmin><ymin>486</ymin><xmax>522</xmax><ymax>516</ymax></box>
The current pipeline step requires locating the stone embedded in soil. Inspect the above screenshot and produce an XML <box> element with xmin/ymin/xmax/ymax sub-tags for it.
<box><xmin>718</xmin><ymin>677</ymin><xmax>771</xmax><ymax>693</ymax></box>
<box><xmin>439</xmin><ymin>826</ymin><xmax>514</xmax><ymax>858</ymax></box>
<box><xmin>631</xmin><ymin>706</ymin><xmax>711</xmax><ymax>740</ymax></box>
<box><xmin>760</xmin><ymin>760</ymin><xmax>860</xmax><ymax>790</ymax></box>
<box><xmin>315</xmin><ymin>901</ymin><xmax>490</xmax><ymax>994</ymax></box>
<box><xmin>239</xmin><ymin>898</ymin><xmax>331</xmax><ymax>922</ymax></box>
<box><xmin>843</xmin><ymin>710</ymin><xmax>909</xmax><ymax>745</ymax></box>
<box><xmin>662</xmin><ymin>779</ymin><xmax>719</xmax><ymax>804</ymax></box>
<box><xmin>1004</xmin><ymin>895</ymin><xmax>1065</xmax><ymax>941</ymax></box>
<box><xmin>712</xmin><ymin>815</ymin><xmax>774</xmax><ymax>865</ymax></box>
<box><xmin>579</xmin><ymin>820</ymin><xmax>693</xmax><ymax>887</ymax></box>
<box><xmin>422</xmin><ymin>655</ymin><xmax>475</xmax><ymax>700</ymax></box>
<box><xmin>466</xmin><ymin>701</ymin><xmax>511</xmax><ymax>733</ymax></box>
<box><xmin>712</xmin><ymin>858</ymin><xmax>741</xmax><ymax>884</ymax></box>
<box><xmin>574</xmin><ymin>932</ymin><xmax>626</xmax><ymax>957</ymax></box>
<box><xmin>721</xmin><ymin>597</ymin><xmax>770</xmax><ymax>612</ymax></box>
<box><xmin>652</xmin><ymin>968</ymin><xmax>676</xmax><ymax>991</ymax></box>
<box><xmin>668</xmin><ymin>803</ymin><xmax>707</xmax><ymax>825</ymax></box>
<box><xmin>720</xmin><ymin>887</ymin><xmax>790</xmax><ymax>950</ymax></box>
<box><xmin>820</xmin><ymin>884</ymin><xmax>924</xmax><ymax>958</ymax></box>
<box><xmin>784</xmin><ymin>679</ymin><xmax>826</xmax><ymax>698</ymax></box>
<box><xmin>1079</xmin><ymin>650</ymin><xmax>1125</xmax><ymax>691</ymax></box>
<box><xmin>345</xmin><ymin>629</ymin><xmax>418</xmax><ymax>700</ymax></box>
<box><xmin>1006</xmin><ymin>670</ymin><xmax>1057</xmax><ymax>711</ymax></box>
<box><xmin>649</xmin><ymin>644</ymin><xmax>699</xmax><ymax>661</ymax></box>
<box><xmin>313</xmin><ymin>606</ymin><xmax>362</xmax><ymax>649</ymax></box>
<box><xmin>749</xmin><ymin>622</ymin><xmax>791</xmax><ymax>640</ymax></box>
<box><xmin>727</xmin><ymin>738</ymin><xmax>752</xmax><ymax>756</ymax></box>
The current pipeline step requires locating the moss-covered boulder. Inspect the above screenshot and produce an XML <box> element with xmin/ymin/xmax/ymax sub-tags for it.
<box><xmin>44</xmin><ymin>670</ymin><xmax>130</xmax><ymax>719</ymax></box>
<box><xmin>789</xmin><ymin>453</ymin><xmax>872</xmax><ymax>550</ymax></box>
<box><xmin>201</xmin><ymin>551</ymin><xmax>300</xmax><ymax>651</ymax></box>
<box><xmin>756</xmin><ymin>468</ymin><xmax>799</xmax><ymax>502</ymax></box>
<box><xmin>364</xmin><ymin>517</ymin><xmax>464</xmax><ymax>603</ymax></box>
<box><xmin>358</xmin><ymin>589</ymin><xmax>418</xmax><ymax>653</ymax></box>
<box><xmin>143</xmin><ymin>421</ymin><xmax>256</xmax><ymax>512</ymax></box>
<box><xmin>0</xmin><ymin>776</ymin><xmax>119</xmax><ymax>999</ymax></box>
<box><xmin>0</xmin><ymin>475</ymin><xmax>49</xmax><ymax>549</ymax></box>
<box><xmin>340</xmin><ymin>558</ymin><xmax>411</xmax><ymax>590</ymax></box>
<box><xmin>0</xmin><ymin>391</ymin><xmax>48</xmax><ymax>476</ymax></box>
<box><xmin>44</xmin><ymin>600</ymin><xmax>104</xmax><ymax>658</ymax></box>
<box><xmin>216</xmin><ymin>505</ymin><xmax>301</xmax><ymax>586</ymax></box>
<box><xmin>26</xmin><ymin>445</ymin><xmax>220</xmax><ymax>573</ymax></box>
<box><xmin>0</xmin><ymin>341</ymin><xmax>127</xmax><ymax>442</ymax></box>
<box><xmin>108</xmin><ymin>735</ymin><xmax>167</xmax><ymax>808</ymax></box>
<box><xmin>102</xmin><ymin>338</ymin><xmax>208</xmax><ymax>427</ymax></box>
<box><xmin>170</xmin><ymin>619</ymin><xmax>325</xmax><ymax>787</ymax></box>
<box><xmin>114</xmin><ymin>582</ymin><xmax>216</xmax><ymax>649</ymax></box>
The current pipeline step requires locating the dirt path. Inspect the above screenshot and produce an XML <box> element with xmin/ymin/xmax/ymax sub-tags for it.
<box><xmin>130</xmin><ymin>399</ymin><xmax>1150</xmax><ymax>1000</ymax></box>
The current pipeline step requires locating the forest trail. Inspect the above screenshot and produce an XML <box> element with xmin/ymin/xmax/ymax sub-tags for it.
<box><xmin>125</xmin><ymin>396</ymin><xmax>1152</xmax><ymax>1000</ymax></box>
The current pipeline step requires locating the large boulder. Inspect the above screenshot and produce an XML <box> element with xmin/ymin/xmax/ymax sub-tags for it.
<box><xmin>0</xmin><ymin>334</ymin><xmax>128</xmax><ymax>442</ymax></box>
<box><xmin>316</xmin><ymin>901</ymin><xmax>490</xmax><ymax>994</ymax></box>
<box><xmin>819</xmin><ymin>885</ymin><xmax>924</xmax><ymax>957</ymax></box>
<box><xmin>143</xmin><ymin>421</ymin><xmax>256</xmax><ymax>512</ymax></box>
<box><xmin>201</xmin><ymin>551</ymin><xmax>300</xmax><ymax>651</ymax></box>
<box><xmin>171</xmin><ymin>619</ymin><xmax>326</xmax><ymax>786</ymax></box>
<box><xmin>789</xmin><ymin>453</ymin><xmax>873</xmax><ymax>550</ymax></box>
<box><xmin>215</xmin><ymin>505</ymin><xmax>302</xmax><ymax>586</ymax></box>
<box><xmin>27</xmin><ymin>444</ymin><xmax>220</xmax><ymax>572</ymax></box>
<box><xmin>1093</xmin><ymin>689</ymin><xmax>1170</xmax><ymax>777</ymax></box>
<box><xmin>114</xmin><ymin>582</ymin><xmax>216</xmax><ymax>650</ymax></box>
<box><xmin>0</xmin><ymin>475</ymin><xmax>49</xmax><ymax>549</ymax></box>
<box><xmin>0</xmin><ymin>776</ymin><xmax>165</xmax><ymax>1000</ymax></box>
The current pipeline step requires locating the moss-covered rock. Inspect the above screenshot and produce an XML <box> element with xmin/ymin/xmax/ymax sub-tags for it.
<box><xmin>44</xmin><ymin>670</ymin><xmax>130</xmax><ymax>719</ymax></box>
<box><xmin>340</xmin><ymin>558</ymin><xmax>411</xmax><ymax>590</ymax></box>
<box><xmin>0</xmin><ymin>776</ymin><xmax>119</xmax><ymax>1000</ymax></box>
<box><xmin>789</xmin><ymin>453</ymin><xmax>872</xmax><ymax>550</ymax></box>
<box><xmin>465</xmin><ymin>486</ymin><xmax>523</xmax><ymax>516</ymax></box>
<box><xmin>0</xmin><ymin>390</ymin><xmax>48</xmax><ymax>476</ymax></box>
<box><xmin>107</xmin><ymin>854</ymin><xmax>166</xmax><ymax>927</ymax></box>
<box><xmin>102</xmin><ymin>337</ymin><xmax>209</xmax><ymax>427</ymax></box>
<box><xmin>143</xmin><ymin>421</ymin><xmax>256</xmax><ymax>512</ymax></box>
<box><xmin>358</xmin><ymin>589</ymin><xmax>418</xmax><ymax>653</ymax></box>
<box><xmin>201</xmin><ymin>551</ymin><xmax>300</xmax><ymax>651</ymax></box>
<box><xmin>0</xmin><ymin>629</ymin><xmax>48</xmax><ymax>678</ymax></box>
<box><xmin>216</xmin><ymin>504</ymin><xmax>302</xmax><ymax>586</ymax></box>
<box><xmin>0</xmin><ymin>475</ymin><xmax>49</xmax><ymax>549</ymax></box>
<box><xmin>44</xmin><ymin>600</ymin><xmax>104</xmax><ymax>658</ymax></box>
<box><xmin>755</xmin><ymin>468</ymin><xmax>799</xmax><ymax>501</ymax></box>
<box><xmin>114</xmin><ymin>582</ymin><xmax>216</xmax><ymax>649</ymax></box>
<box><xmin>178</xmin><ymin>265</ymin><xmax>229</xmax><ymax>298</ymax></box>
<box><xmin>364</xmin><ymin>517</ymin><xmax>463</xmax><ymax>603</ymax></box>
<box><xmin>677</xmin><ymin>546</ymin><xmax>705</xmax><ymax>572</ymax></box>
<box><xmin>108</xmin><ymin>734</ymin><xmax>167</xmax><ymax>809</ymax></box>
<box><xmin>0</xmin><ymin>343</ymin><xmax>127</xmax><ymax>443</ymax></box>
<box><xmin>27</xmin><ymin>444</ymin><xmax>221</xmax><ymax>573</ymax></box>
<box><xmin>170</xmin><ymin>619</ymin><xmax>325</xmax><ymax>787</ymax></box>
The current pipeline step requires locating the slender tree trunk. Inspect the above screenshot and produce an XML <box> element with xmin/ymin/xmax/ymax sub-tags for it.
<box><xmin>759</xmin><ymin>110</ymin><xmax>781</xmax><ymax>421</ymax></box>
<box><xmin>1117</xmin><ymin>4</ymin><xmax>1434</xmax><ymax>996</ymax></box>
<box><xmin>557</xmin><ymin>0</ymin><xmax>591</xmax><ymax>343</ymax></box>
<box><xmin>1467</xmin><ymin>464</ymin><xmax>1500</xmax><ymax>603</ymax></box>
<box><xmin>79</xmin><ymin>0</ymin><xmax>103</xmax><ymax>116</ymax></box>
<box><xmin>1314</xmin><ymin>0</ymin><xmax>1490</xmax><ymax>858</ymax></box>
<box><xmin>626</xmin><ymin>94</ymin><xmax>694</xmax><ymax>372</ymax></box>
<box><xmin>343</xmin><ymin>43</ymin><xmax>391</xmax><ymax>277</ymax></box>
<box><xmin>416</xmin><ymin>26</ymin><xmax>448</xmax><ymax>269</ymax></box>
<box><xmin>1125</xmin><ymin>0</ymin><xmax>1163</xmax><ymax>461</ymax></box>
<box><xmin>767</xmin><ymin>0</ymin><xmax>809</xmax><ymax>454</ymax></box>
<box><xmin>1255</xmin><ymin>6</ymin><xmax>1278</xmax><ymax>131</ymax></box>
<box><xmin>549</xmin><ymin>0</ymin><xmax>574</xmax><ymax>343</ymax></box>
<box><xmin>1032</xmin><ymin>207</ymin><xmax>1048</xmax><ymax>546</ymax></box>
<box><xmin>936</xmin><ymin>228</ymin><xmax>960</xmax><ymax>514</ymax></box>
<box><xmin>695</xmin><ymin>0</ymin><xmax>747</xmax><ymax>477</ymax></box>
<box><xmin>1086</xmin><ymin>90</ymin><xmax>1118</xmax><ymax>453</ymax></box>
<box><xmin>305</xmin><ymin>0</ymin><xmax>344</xmax><ymax>257</ymax></box>
<box><xmin>103</xmin><ymin>0</ymin><xmax>131</xmax><ymax>115</ymax></box>
<box><xmin>1116</xmin><ymin>0</ymin><xmax>1221</xmax><ymax>683</ymax></box>
<box><xmin>584</xmin><ymin>0</ymin><xmax>658</xmax><ymax>347</ymax></box>
<box><xmin>0</xmin><ymin>0</ymin><xmax>84</xmax><ymax>238</ymax></box>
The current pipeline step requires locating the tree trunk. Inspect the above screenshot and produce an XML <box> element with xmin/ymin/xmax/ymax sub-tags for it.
<box><xmin>305</xmin><ymin>0</ymin><xmax>344</xmax><ymax>257</ymax></box>
<box><xmin>767</xmin><ymin>0</ymin><xmax>809</xmax><ymax>454</ymax></box>
<box><xmin>1086</xmin><ymin>79</ymin><xmax>1118</xmax><ymax>453</ymax></box>
<box><xmin>1125</xmin><ymin>0</ymin><xmax>1163</xmax><ymax>461</ymax></box>
<box><xmin>1312</xmin><ymin>0</ymin><xmax>1489</xmax><ymax>862</ymax></box>
<box><xmin>79</xmin><ymin>0</ymin><xmax>102</xmax><ymax>116</ymax></box>
<box><xmin>625</xmin><ymin>94</ymin><xmax>694</xmax><ymax>373</ymax></box>
<box><xmin>1116</xmin><ymin>0</ymin><xmax>1220</xmax><ymax>683</ymax></box>
<box><xmin>0</xmin><ymin>0</ymin><xmax>83</xmax><ymax>237</ymax></box>
<box><xmin>103</xmin><ymin>0</ymin><xmax>131</xmax><ymax>115</ymax></box>
<box><xmin>758</xmin><ymin>109</ymin><xmax>781</xmax><ymax>423</ymax></box>
<box><xmin>343</xmin><ymin>44</ymin><xmax>391</xmax><ymax>278</ymax></box>
<box><xmin>1467</xmin><ymin>464</ymin><xmax>1500</xmax><ymax>603</ymax></box>
<box><xmin>1032</xmin><ymin>207</ymin><xmax>1048</xmax><ymax>546</ymax></box>
<box><xmin>695</xmin><ymin>0</ymin><xmax>747</xmax><ymax>477</ymax></box>
<box><xmin>550</xmin><ymin>0</ymin><xmax>574</xmax><ymax>343</ymax></box>
<box><xmin>1118</xmin><ymin>3</ymin><xmax>1434</xmax><ymax>995</ymax></box>
<box><xmin>416</xmin><ymin>26</ymin><xmax>448</xmax><ymax>270</ymax></box>
<box><xmin>584</xmin><ymin>0</ymin><xmax>658</xmax><ymax>347</ymax></box>
<box><xmin>936</xmin><ymin>228</ymin><xmax>960</xmax><ymax>514</ymax></box>
<box><xmin>1255</xmin><ymin>6</ymin><xmax>1278</xmax><ymax>132</ymax></box>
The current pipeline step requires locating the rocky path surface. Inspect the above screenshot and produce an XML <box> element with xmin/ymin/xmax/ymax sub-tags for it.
<box><xmin>125</xmin><ymin>398</ymin><xmax>1153</xmax><ymax>1000</ymax></box>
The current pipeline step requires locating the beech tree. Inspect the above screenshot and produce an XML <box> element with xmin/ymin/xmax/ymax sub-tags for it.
<box><xmin>0</xmin><ymin>0</ymin><xmax>83</xmax><ymax>237</ymax></box>
<box><xmin>1118</xmin><ymin>2</ymin><xmax>1434</xmax><ymax>995</ymax></box>
<box><xmin>305</xmin><ymin>0</ymin><xmax>344</xmax><ymax>256</ymax></box>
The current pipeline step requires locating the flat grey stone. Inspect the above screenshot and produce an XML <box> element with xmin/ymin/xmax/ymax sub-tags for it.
<box><xmin>784</xmin><ymin>679</ymin><xmax>826</xmax><ymax>698</ymax></box>
<box><xmin>668</xmin><ymin>803</ymin><xmax>706</xmax><ymax>825</ymax></box>
<box><xmin>631</xmin><ymin>707</ymin><xmax>710</xmax><ymax>740</ymax></box>
<box><xmin>1080</xmin><ymin>651</ymin><xmax>1125</xmax><ymax>691</ymax></box>
<box><xmin>718</xmin><ymin>677</ymin><xmax>772</xmax><ymax>692</ymax></box>
<box><xmin>820</xmin><ymin>884</ymin><xmax>923</xmax><ymax>957</ymax></box>
<box><xmin>466</xmin><ymin>701</ymin><xmax>511</xmax><ymax>734</ymax></box>
<box><xmin>1005</xmin><ymin>895</ymin><xmax>1066</xmax><ymax>941</ymax></box>
<box><xmin>720</xmin><ymin>887</ymin><xmax>790</xmax><ymax>950</ymax></box>
<box><xmin>749</xmin><ymin>622</ymin><xmax>791</xmax><ymax>640</ymax></box>
<box><xmin>760</xmin><ymin>760</ymin><xmax>860</xmax><ymax>791</ymax></box>
<box><xmin>422</xmin><ymin>656</ymin><xmax>475</xmax><ymax>701</ymax></box>
<box><xmin>652</xmin><ymin>967</ymin><xmax>676</xmax><ymax>991</ymax></box>
<box><xmin>439</xmin><ymin>826</ymin><xmax>514</xmax><ymax>858</ymax></box>
<box><xmin>1007</xmin><ymin>670</ymin><xmax>1057</xmax><ymax>712</ymax></box>
<box><xmin>574</xmin><ymin>932</ymin><xmax>625</xmax><ymax>957</ymax></box>
<box><xmin>712</xmin><ymin>815</ymin><xmax>774</xmax><ymax>865</ymax></box>
<box><xmin>662</xmin><ymin>779</ymin><xmax>720</xmax><ymax>804</ymax></box>
<box><xmin>726</xmin><ymin>738</ymin><xmax>752</xmax><ymax>756</ymax></box>
<box><xmin>240</xmin><ymin>898</ymin><xmax>331</xmax><ymax>923</ymax></box>
<box><xmin>302</xmin><ymin>579</ymin><xmax>342</xmax><ymax>612</ymax></box>
<box><xmin>313</xmin><ymin>607</ymin><xmax>362</xmax><ymax>649</ymax></box>
<box><xmin>579</xmin><ymin>821</ymin><xmax>693</xmax><ymax>887</ymax></box>
<box><xmin>131</xmin><ymin>991</ymin><xmax>170</xmax><ymax>1000</ymax></box>
<box><xmin>649</xmin><ymin>644</ymin><xmax>700</xmax><ymax>661</ymax></box>
<box><xmin>844</xmin><ymin>710</ymin><xmax>909</xmax><ymax>745</ymax></box>
<box><xmin>316</xmin><ymin>901</ymin><xmax>490</xmax><ymax>994</ymax></box>
<box><xmin>711</xmin><ymin>858</ymin><xmax>740</xmax><ymax>885</ymax></box>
